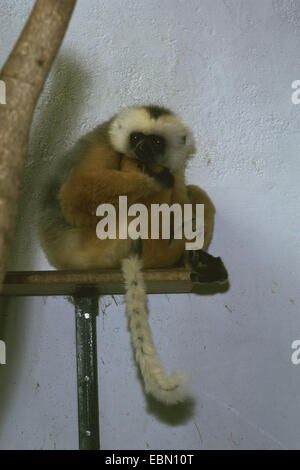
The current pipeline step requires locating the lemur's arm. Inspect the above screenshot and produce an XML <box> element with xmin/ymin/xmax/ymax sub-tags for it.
<box><xmin>59</xmin><ymin>146</ymin><xmax>163</xmax><ymax>228</ymax></box>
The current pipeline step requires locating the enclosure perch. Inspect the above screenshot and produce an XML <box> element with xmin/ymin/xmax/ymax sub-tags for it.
<box><xmin>1</xmin><ymin>268</ymin><xmax>228</xmax><ymax>296</ymax></box>
<box><xmin>0</xmin><ymin>0</ymin><xmax>77</xmax><ymax>288</ymax></box>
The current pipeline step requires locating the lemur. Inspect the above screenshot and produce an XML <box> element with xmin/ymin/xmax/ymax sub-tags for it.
<box><xmin>39</xmin><ymin>105</ymin><xmax>227</xmax><ymax>404</ymax></box>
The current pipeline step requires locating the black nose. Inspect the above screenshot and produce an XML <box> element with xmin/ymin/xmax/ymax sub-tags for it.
<box><xmin>129</xmin><ymin>132</ymin><xmax>165</xmax><ymax>162</ymax></box>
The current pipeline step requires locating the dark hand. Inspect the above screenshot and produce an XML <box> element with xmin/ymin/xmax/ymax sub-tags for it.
<box><xmin>140</xmin><ymin>163</ymin><xmax>174</xmax><ymax>188</ymax></box>
<box><xmin>188</xmin><ymin>249</ymin><xmax>228</xmax><ymax>283</ymax></box>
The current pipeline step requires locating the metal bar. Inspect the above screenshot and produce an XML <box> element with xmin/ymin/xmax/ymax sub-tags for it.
<box><xmin>1</xmin><ymin>268</ymin><xmax>228</xmax><ymax>296</ymax></box>
<box><xmin>74</xmin><ymin>290</ymin><xmax>100</xmax><ymax>450</ymax></box>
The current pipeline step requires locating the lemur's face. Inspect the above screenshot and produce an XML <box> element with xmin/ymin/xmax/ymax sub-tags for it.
<box><xmin>109</xmin><ymin>105</ymin><xmax>196</xmax><ymax>171</ymax></box>
<box><xmin>128</xmin><ymin>131</ymin><xmax>166</xmax><ymax>164</ymax></box>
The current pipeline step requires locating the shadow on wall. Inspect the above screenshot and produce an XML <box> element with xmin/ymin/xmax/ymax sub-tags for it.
<box><xmin>0</xmin><ymin>52</ymin><xmax>91</xmax><ymax>425</ymax></box>
<box><xmin>9</xmin><ymin>52</ymin><xmax>92</xmax><ymax>270</ymax></box>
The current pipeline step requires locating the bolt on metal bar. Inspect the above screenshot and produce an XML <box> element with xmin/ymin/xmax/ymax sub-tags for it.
<box><xmin>74</xmin><ymin>290</ymin><xmax>100</xmax><ymax>450</ymax></box>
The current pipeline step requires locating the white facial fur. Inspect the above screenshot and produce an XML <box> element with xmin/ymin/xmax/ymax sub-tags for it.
<box><xmin>108</xmin><ymin>106</ymin><xmax>196</xmax><ymax>171</ymax></box>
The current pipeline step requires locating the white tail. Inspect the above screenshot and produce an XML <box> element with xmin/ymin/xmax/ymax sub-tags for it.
<box><xmin>121</xmin><ymin>255</ymin><xmax>190</xmax><ymax>404</ymax></box>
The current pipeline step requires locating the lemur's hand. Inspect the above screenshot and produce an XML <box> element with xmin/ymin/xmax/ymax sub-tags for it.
<box><xmin>120</xmin><ymin>156</ymin><xmax>142</xmax><ymax>173</ymax></box>
<box><xmin>188</xmin><ymin>250</ymin><xmax>228</xmax><ymax>284</ymax></box>
<box><xmin>141</xmin><ymin>162</ymin><xmax>174</xmax><ymax>188</ymax></box>
<box><xmin>120</xmin><ymin>156</ymin><xmax>174</xmax><ymax>188</ymax></box>
<box><xmin>119</xmin><ymin>155</ymin><xmax>166</xmax><ymax>194</ymax></box>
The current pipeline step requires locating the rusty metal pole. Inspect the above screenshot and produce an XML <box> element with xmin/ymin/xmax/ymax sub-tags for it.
<box><xmin>74</xmin><ymin>291</ymin><xmax>100</xmax><ymax>450</ymax></box>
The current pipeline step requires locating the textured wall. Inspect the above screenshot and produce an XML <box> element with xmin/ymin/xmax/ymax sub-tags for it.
<box><xmin>0</xmin><ymin>0</ymin><xmax>300</xmax><ymax>450</ymax></box>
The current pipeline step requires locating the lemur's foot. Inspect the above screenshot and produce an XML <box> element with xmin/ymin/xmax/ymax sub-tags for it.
<box><xmin>188</xmin><ymin>250</ymin><xmax>228</xmax><ymax>283</ymax></box>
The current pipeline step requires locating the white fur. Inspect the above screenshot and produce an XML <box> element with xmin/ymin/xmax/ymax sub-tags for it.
<box><xmin>121</xmin><ymin>254</ymin><xmax>191</xmax><ymax>404</ymax></box>
<box><xmin>109</xmin><ymin>106</ymin><xmax>196</xmax><ymax>171</ymax></box>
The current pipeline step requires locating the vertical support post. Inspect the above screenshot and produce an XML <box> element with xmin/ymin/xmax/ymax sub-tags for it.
<box><xmin>74</xmin><ymin>290</ymin><xmax>100</xmax><ymax>450</ymax></box>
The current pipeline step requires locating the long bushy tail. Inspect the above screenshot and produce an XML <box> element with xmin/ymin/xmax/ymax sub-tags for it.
<box><xmin>121</xmin><ymin>254</ymin><xmax>190</xmax><ymax>405</ymax></box>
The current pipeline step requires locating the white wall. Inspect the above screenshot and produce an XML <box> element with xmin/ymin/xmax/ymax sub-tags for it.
<box><xmin>0</xmin><ymin>0</ymin><xmax>300</xmax><ymax>450</ymax></box>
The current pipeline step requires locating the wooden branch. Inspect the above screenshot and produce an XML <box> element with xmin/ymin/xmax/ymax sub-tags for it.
<box><xmin>1</xmin><ymin>269</ymin><xmax>228</xmax><ymax>297</ymax></box>
<box><xmin>0</xmin><ymin>0</ymin><xmax>77</xmax><ymax>289</ymax></box>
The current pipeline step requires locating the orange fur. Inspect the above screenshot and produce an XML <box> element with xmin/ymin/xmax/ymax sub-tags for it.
<box><xmin>39</xmin><ymin>106</ymin><xmax>220</xmax><ymax>406</ymax></box>
<box><xmin>49</xmin><ymin>143</ymin><xmax>214</xmax><ymax>269</ymax></box>
<box><xmin>59</xmin><ymin>144</ymin><xmax>161</xmax><ymax>228</ymax></box>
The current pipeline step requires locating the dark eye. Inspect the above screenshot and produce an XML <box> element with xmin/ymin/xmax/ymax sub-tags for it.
<box><xmin>151</xmin><ymin>136</ymin><xmax>165</xmax><ymax>148</ymax></box>
<box><xmin>182</xmin><ymin>135</ymin><xmax>187</xmax><ymax>144</ymax></box>
<box><xmin>146</xmin><ymin>134</ymin><xmax>166</xmax><ymax>154</ymax></box>
<box><xmin>129</xmin><ymin>132</ymin><xmax>144</xmax><ymax>146</ymax></box>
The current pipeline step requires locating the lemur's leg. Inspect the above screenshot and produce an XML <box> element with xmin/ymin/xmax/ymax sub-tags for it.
<box><xmin>142</xmin><ymin>238</ymin><xmax>185</xmax><ymax>268</ymax></box>
<box><xmin>186</xmin><ymin>184</ymin><xmax>215</xmax><ymax>251</ymax></box>
<box><xmin>59</xmin><ymin>149</ymin><xmax>163</xmax><ymax>229</ymax></box>
<box><xmin>184</xmin><ymin>185</ymin><xmax>227</xmax><ymax>283</ymax></box>
<box><xmin>41</xmin><ymin>226</ymin><xmax>132</xmax><ymax>270</ymax></box>
<box><xmin>142</xmin><ymin>184</ymin><xmax>216</xmax><ymax>269</ymax></box>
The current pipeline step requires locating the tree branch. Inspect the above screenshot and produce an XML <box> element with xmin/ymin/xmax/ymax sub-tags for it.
<box><xmin>0</xmin><ymin>0</ymin><xmax>77</xmax><ymax>288</ymax></box>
